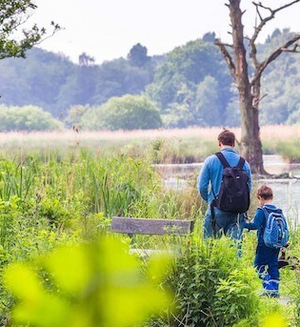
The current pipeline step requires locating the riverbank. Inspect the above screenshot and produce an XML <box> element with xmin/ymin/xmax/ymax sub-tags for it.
<box><xmin>156</xmin><ymin>155</ymin><xmax>300</xmax><ymax>225</ymax></box>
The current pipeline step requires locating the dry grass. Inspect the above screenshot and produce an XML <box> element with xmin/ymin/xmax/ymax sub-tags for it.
<box><xmin>260</xmin><ymin>125</ymin><xmax>300</xmax><ymax>140</ymax></box>
<box><xmin>0</xmin><ymin>125</ymin><xmax>298</xmax><ymax>161</ymax></box>
<box><xmin>0</xmin><ymin>125</ymin><xmax>296</xmax><ymax>144</ymax></box>
<box><xmin>0</xmin><ymin>127</ymin><xmax>233</xmax><ymax>146</ymax></box>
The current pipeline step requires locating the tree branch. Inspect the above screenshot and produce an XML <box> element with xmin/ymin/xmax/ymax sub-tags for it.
<box><xmin>250</xmin><ymin>34</ymin><xmax>300</xmax><ymax>86</ymax></box>
<box><xmin>34</xmin><ymin>21</ymin><xmax>62</xmax><ymax>46</ymax></box>
<box><xmin>249</xmin><ymin>0</ymin><xmax>300</xmax><ymax>70</ymax></box>
<box><xmin>251</xmin><ymin>0</ymin><xmax>300</xmax><ymax>44</ymax></box>
<box><xmin>214</xmin><ymin>38</ymin><xmax>236</xmax><ymax>82</ymax></box>
<box><xmin>280</xmin><ymin>43</ymin><xmax>300</xmax><ymax>53</ymax></box>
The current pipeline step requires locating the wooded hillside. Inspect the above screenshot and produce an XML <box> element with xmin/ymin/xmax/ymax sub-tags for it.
<box><xmin>0</xmin><ymin>28</ymin><xmax>299</xmax><ymax>130</ymax></box>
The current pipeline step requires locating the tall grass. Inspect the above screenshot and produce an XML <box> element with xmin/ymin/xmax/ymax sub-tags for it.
<box><xmin>1</xmin><ymin>125</ymin><xmax>300</xmax><ymax>163</ymax></box>
<box><xmin>0</xmin><ymin>149</ymin><xmax>203</xmax><ymax>324</ymax></box>
<box><xmin>0</xmin><ymin>149</ymin><xmax>203</xmax><ymax>239</ymax></box>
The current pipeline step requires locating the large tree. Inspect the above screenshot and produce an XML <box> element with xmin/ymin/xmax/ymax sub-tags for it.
<box><xmin>215</xmin><ymin>0</ymin><xmax>300</xmax><ymax>174</ymax></box>
<box><xmin>0</xmin><ymin>1</ymin><xmax>59</xmax><ymax>60</ymax></box>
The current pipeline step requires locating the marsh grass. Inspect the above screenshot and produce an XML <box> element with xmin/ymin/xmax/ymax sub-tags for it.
<box><xmin>0</xmin><ymin>150</ymin><xmax>205</xmax><ymax>325</ymax></box>
<box><xmin>145</xmin><ymin>236</ymin><xmax>262</xmax><ymax>327</ymax></box>
<box><xmin>0</xmin><ymin>125</ymin><xmax>299</xmax><ymax>163</ymax></box>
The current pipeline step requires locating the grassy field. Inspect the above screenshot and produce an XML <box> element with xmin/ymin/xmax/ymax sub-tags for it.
<box><xmin>1</xmin><ymin>125</ymin><xmax>300</xmax><ymax>163</ymax></box>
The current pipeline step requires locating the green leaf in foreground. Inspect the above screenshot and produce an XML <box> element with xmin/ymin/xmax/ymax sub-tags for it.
<box><xmin>4</xmin><ymin>236</ymin><xmax>172</xmax><ymax>327</ymax></box>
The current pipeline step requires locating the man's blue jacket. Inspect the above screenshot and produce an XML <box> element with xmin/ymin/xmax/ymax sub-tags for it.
<box><xmin>198</xmin><ymin>147</ymin><xmax>252</xmax><ymax>204</ymax></box>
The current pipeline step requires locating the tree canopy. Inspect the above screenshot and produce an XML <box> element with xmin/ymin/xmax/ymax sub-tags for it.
<box><xmin>0</xmin><ymin>105</ymin><xmax>63</xmax><ymax>131</ymax></box>
<box><xmin>0</xmin><ymin>0</ymin><xmax>59</xmax><ymax>60</ymax></box>
<box><xmin>81</xmin><ymin>95</ymin><xmax>162</xmax><ymax>131</ymax></box>
<box><xmin>0</xmin><ymin>25</ymin><xmax>300</xmax><ymax>131</ymax></box>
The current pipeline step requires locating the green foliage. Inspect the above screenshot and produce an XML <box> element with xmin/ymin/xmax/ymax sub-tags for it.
<box><xmin>0</xmin><ymin>1</ymin><xmax>59</xmax><ymax>60</ymax></box>
<box><xmin>127</xmin><ymin>43</ymin><xmax>150</xmax><ymax>67</ymax></box>
<box><xmin>0</xmin><ymin>150</ymin><xmax>187</xmax><ymax>223</ymax></box>
<box><xmin>194</xmin><ymin>76</ymin><xmax>223</xmax><ymax>126</ymax></box>
<box><xmin>93</xmin><ymin>57</ymin><xmax>156</xmax><ymax>103</ymax></box>
<box><xmin>0</xmin><ymin>48</ymin><xmax>75</xmax><ymax>116</ymax></box>
<box><xmin>0</xmin><ymin>49</ymin><xmax>158</xmax><ymax>121</ymax></box>
<box><xmin>65</xmin><ymin>104</ymin><xmax>90</xmax><ymax>130</ymax></box>
<box><xmin>82</xmin><ymin>94</ymin><xmax>162</xmax><ymax>130</ymax></box>
<box><xmin>1</xmin><ymin>27</ymin><xmax>300</xmax><ymax>128</ymax></box>
<box><xmin>214</xmin><ymin>269</ymin><xmax>259</xmax><ymax>326</ymax></box>
<box><xmin>163</xmin><ymin>76</ymin><xmax>225</xmax><ymax>128</ymax></box>
<box><xmin>0</xmin><ymin>105</ymin><xmax>63</xmax><ymax>131</ymax></box>
<box><xmin>3</xmin><ymin>236</ymin><xmax>172</xmax><ymax>327</ymax></box>
<box><xmin>0</xmin><ymin>159</ymin><xmax>35</xmax><ymax>201</ymax></box>
<box><xmin>264</xmin><ymin>139</ymin><xmax>300</xmax><ymax>162</ymax></box>
<box><xmin>0</xmin><ymin>145</ymin><xmax>298</xmax><ymax>325</ymax></box>
<box><xmin>150</xmin><ymin>138</ymin><xmax>166</xmax><ymax>163</ymax></box>
<box><xmin>259</xmin><ymin>29</ymin><xmax>300</xmax><ymax>126</ymax></box>
<box><xmin>146</xmin><ymin>38</ymin><xmax>231</xmax><ymax>127</ymax></box>
<box><xmin>154</xmin><ymin>237</ymin><xmax>260</xmax><ymax>327</ymax></box>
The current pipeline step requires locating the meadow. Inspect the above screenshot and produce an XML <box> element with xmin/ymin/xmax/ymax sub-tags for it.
<box><xmin>0</xmin><ymin>124</ymin><xmax>299</xmax><ymax>163</ymax></box>
<box><xmin>0</xmin><ymin>126</ymin><xmax>300</xmax><ymax>326</ymax></box>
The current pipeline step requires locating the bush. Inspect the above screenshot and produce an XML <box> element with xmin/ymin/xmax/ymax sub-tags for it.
<box><xmin>149</xmin><ymin>237</ymin><xmax>260</xmax><ymax>327</ymax></box>
<box><xmin>0</xmin><ymin>105</ymin><xmax>63</xmax><ymax>131</ymax></box>
<box><xmin>82</xmin><ymin>94</ymin><xmax>162</xmax><ymax>130</ymax></box>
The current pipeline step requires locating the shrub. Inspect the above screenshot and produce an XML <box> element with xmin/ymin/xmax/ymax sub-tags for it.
<box><xmin>82</xmin><ymin>94</ymin><xmax>162</xmax><ymax>131</ymax></box>
<box><xmin>0</xmin><ymin>105</ymin><xmax>63</xmax><ymax>131</ymax></box>
<box><xmin>149</xmin><ymin>237</ymin><xmax>260</xmax><ymax>327</ymax></box>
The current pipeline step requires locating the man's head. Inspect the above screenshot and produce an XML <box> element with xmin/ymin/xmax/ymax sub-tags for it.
<box><xmin>218</xmin><ymin>129</ymin><xmax>235</xmax><ymax>148</ymax></box>
<box><xmin>256</xmin><ymin>184</ymin><xmax>273</xmax><ymax>201</ymax></box>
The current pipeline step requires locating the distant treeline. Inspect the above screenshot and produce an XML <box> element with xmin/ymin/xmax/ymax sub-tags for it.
<box><xmin>0</xmin><ymin>28</ymin><xmax>299</xmax><ymax>131</ymax></box>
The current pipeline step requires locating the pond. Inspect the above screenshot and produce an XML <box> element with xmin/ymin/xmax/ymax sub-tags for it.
<box><xmin>155</xmin><ymin>155</ymin><xmax>300</xmax><ymax>225</ymax></box>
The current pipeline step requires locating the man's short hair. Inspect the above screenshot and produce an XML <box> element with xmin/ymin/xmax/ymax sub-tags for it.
<box><xmin>256</xmin><ymin>184</ymin><xmax>273</xmax><ymax>200</ymax></box>
<box><xmin>218</xmin><ymin>129</ymin><xmax>235</xmax><ymax>146</ymax></box>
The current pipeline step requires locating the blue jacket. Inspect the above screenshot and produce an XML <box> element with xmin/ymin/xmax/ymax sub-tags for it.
<box><xmin>198</xmin><ymin>148</ymin><xmax>252</xmax><ymax>204</ymax></box>
<box><xmin>245</xmin><ymin>204</ymin><xmax>278</xmax><ymax>244</ymax></box>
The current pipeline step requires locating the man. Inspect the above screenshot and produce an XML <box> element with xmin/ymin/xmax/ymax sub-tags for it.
<box><xmin>198</xmin><ymin>129</ymin><xmax>252</xmax><ymax>239</ymax></box>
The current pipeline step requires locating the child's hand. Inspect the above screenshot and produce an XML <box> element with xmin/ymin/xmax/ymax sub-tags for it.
<box><xmin>244</xmin><ymin>213</ymin><xmax>251</xmax><ymax>222</ymax></box>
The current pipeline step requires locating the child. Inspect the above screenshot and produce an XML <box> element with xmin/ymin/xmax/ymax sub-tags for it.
<box><xmin>245</xmin><ymin>184</ymin><xmax>282</xmax><ymax>298</ymax></box>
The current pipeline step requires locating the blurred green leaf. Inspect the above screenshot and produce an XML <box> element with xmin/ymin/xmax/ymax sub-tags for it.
<box><xmin>4</xmin><ymin>235</ymin><xmax>172</xmax><ymax>327</ymax></box>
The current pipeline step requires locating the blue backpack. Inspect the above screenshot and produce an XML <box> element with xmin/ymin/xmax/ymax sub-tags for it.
<box><xmin>262</xmin><ymin>206</ymin><xmax>289</xmax><ymax>248</ymax></box>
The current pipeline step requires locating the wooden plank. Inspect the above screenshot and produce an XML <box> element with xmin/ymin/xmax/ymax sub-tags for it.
<box><xmin>111</xmin><ymin>217</ymin><xmax>194</xmax><ymax>235</ymax></box>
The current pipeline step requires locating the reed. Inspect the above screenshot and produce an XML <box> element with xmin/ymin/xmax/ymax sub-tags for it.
<box><xmin>0</xmin><ymin>125</ymin><xmax>299</xmax><ymax>163</ymax></box>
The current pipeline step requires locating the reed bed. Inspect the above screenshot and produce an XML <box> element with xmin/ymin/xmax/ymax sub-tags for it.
<box><xmin>0</xmin><ymin>125</ymin><xmax>298</xmax><ymax>145</ymax></box>
<box><xmin>1</xmin><ymin>125</ymin><xmax>300</xmax><ymax>162</ymax></box>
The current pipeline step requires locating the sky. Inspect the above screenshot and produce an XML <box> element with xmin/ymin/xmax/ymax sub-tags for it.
<box><xmin>31</xmin><ymin>0</ymin><xmax>300</xmax><ymax>65</ymax></box>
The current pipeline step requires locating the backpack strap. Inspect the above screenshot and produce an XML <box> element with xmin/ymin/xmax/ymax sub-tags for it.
<box><xmin>215</xmin><ymin>152</ymin><xmax>245</xmax><ymax>169</ymax></box>
<box><xmin>260</xmin><ymin>206</ymin><xmax>269</xmax><ymax>224</ymax></box>
<box><xmin>215</xmin><ymin>152</ymin><xmax>230</xmax><ymax>168</ymax></box>
<box><xmin>262</xmin><ymin>205</ymin><xmax>282</xmax><ymax>215</ymax></box>
<box><xmin>261</xmin><ymin>206</ymin><xmax>283</xmax><ymax>228</ymax></box>
<box><xmin>236</xmin><ymin>157</ymin><xmax>245</xmax><ymax>169</ymax></box>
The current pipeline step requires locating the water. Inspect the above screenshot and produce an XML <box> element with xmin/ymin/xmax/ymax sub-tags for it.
<box><xmin>155</xmin><ymin>155</ymin><xmax>300</xmax><ymax>225</ymax></box>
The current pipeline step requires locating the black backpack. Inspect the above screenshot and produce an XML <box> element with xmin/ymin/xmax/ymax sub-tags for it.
<box><xmin>213</xmin><ymin>152</ymin><xmax>250</xmax><ymax>214</ymax></box>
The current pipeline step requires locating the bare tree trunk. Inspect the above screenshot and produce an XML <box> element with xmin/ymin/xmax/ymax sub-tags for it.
<box><xmin>240</xmin><ymin>81</ymin><xmax>266</xmax><ymax>174</ymax></box>
<box><xmin>216</xmin><ymin>0</ymin><xmax>300</xmax><ymax>175</ymax></box>
<box><xmin>229</xmin><ymin>0</ymin><xmax>266</xmax><ymax>174</ymax></box>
